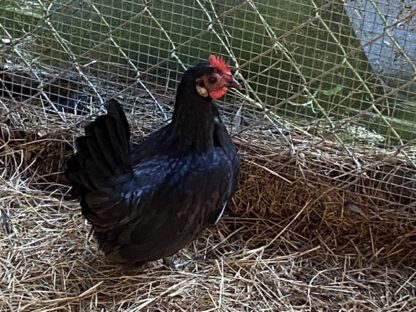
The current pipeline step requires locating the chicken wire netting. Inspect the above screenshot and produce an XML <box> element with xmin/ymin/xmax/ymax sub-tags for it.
<box><xmin>2</xmin><ymin>0</ymin><xmax>415</xmax><ymax>204</ymax></box>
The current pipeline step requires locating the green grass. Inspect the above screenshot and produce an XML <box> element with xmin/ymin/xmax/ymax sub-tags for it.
<box><xmin>0</xmin><ymin>0</ymin><xmax>45</xmax><ymax>38</ymax></box>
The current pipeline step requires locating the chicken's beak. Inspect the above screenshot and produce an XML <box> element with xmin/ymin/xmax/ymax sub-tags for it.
<box><xmin>227</xmin><ymin>77</ymin><xmax>241</xmax><ymax>90</ymax></box>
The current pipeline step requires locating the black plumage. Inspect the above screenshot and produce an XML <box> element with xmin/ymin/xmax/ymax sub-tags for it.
<box><xmin>65</xmin><ymin>57</ymin><xmax>240</xmax><ymax>264</ymax></box>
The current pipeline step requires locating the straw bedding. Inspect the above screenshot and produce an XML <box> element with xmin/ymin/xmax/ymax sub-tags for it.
<box><xmin>1</xmin><ymin>94</ymin><xmax>415</xmax><ymax>311</ymax></box>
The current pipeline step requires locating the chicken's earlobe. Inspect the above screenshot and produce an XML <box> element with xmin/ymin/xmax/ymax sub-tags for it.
<box><xmin>196</xmin><ymin>83</ymin><xmax>209</xmax><ymax>97</ymax></box>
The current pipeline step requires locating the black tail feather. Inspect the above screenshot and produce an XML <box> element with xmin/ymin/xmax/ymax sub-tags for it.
<box><xmin>65</xmin><ymin>99</ymin><xmax>131</xmax><ymax>193</ymax></box>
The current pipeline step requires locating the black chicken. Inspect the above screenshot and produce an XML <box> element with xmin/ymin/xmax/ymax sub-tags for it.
<box><xmin>65</xmin><ymin>55</ymin><xmax>241</xmax><ymax>264</ymax></box>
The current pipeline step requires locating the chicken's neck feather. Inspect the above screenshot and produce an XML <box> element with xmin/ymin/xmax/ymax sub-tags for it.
<box><xmin>170</xmin><ymin>79</ymin><xmax>216</xmax><ymax>151</ymax></box>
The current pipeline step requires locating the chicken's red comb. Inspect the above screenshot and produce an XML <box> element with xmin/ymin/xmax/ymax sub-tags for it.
<box><xmin>208</xmin><ymin>55</ymin><xmax>231</xmax><ymax>76</ymax></box>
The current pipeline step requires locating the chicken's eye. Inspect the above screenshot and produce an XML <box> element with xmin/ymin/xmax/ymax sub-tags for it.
<box><xmin>208</xmin><ymin>76</ymin><xmax>218</xmax><ymax>84</ymax></box>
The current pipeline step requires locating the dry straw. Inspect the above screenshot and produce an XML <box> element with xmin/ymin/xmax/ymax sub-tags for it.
<box><xmin>1</xmin><ymin>90</ymin><xmax>415</xmax><ymax>311</ymax></box>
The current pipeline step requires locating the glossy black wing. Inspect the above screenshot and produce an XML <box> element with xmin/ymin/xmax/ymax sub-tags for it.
<box><xmin>82</xmin><ymin>151</ymin><xmax>234</xmax><ymax>263</ymax></box>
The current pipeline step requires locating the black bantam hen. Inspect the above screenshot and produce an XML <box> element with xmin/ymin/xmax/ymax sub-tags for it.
<box><xmin>65</xmin><ymin>55</ymin><xmax>241</xmax><ymax>264</ymax></box>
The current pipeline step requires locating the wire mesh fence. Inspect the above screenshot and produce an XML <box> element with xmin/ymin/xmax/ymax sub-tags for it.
<box><xmin>1</xmin><ymin>0</ymin><xmax>416</xmax><ymax>310</ymax></box>
<box><xmin>2</xmin><ymin>0</ymin><xmax>415</xmax><ymax>205</ymax></box>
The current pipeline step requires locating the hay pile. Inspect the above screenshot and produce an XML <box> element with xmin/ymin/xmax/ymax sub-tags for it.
<box><xmin>1</xmin><ymin>97</ymin><xmax>415</xmax><ymax>311</ymax></box>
